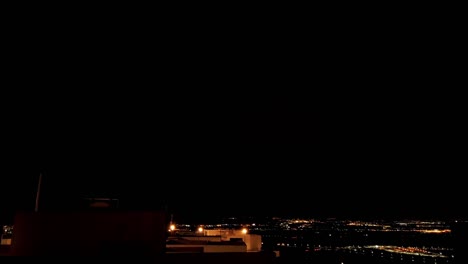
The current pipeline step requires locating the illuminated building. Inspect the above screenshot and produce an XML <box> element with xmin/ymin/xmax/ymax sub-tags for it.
<box><xmin>167</xmin><ymin>228</ymin><xmax>262</xmax><ymax>253</ymax></box>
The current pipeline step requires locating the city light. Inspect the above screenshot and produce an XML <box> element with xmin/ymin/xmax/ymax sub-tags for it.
<box><xmin>170</xmin><ymin>224</ymin><xmax>175</xmax><ymax>231</ymax></box>
<box><xmin>159</xmin><ymin>217</ymin><xmax>455</xmax><ymax>262</ymax></box>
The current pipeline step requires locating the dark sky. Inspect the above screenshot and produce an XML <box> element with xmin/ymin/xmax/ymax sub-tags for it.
<box><xmin>1</xmin><ymin>12</ymin><xmax>465</xmax><ymax>226</ymax></box>
<box><xmin>2</xmin><ymin>95</ymin><xmax>466</xmax><ymax>224</ymax></box>
<box><xmin>2</xmin><ymin>97</ymin><xmax>321</xmax><ymax>222</ymax></box>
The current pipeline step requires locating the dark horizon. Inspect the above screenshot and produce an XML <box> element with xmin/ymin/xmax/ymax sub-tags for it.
<box><xmin>2</xmin><ymin>97</ymin><xmax>467</xmax><ymax>225</ymax></box>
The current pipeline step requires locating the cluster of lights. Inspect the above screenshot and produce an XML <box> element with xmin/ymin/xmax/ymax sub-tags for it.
<box><xmin>2</xmin><ymin>225</ymin><xmax>13</xmax><ymax>235</ymax></box>
<box><xmin>168</xmin><ymin>223</ymin><xmax>248</xmax><ymax>235</ymax></box>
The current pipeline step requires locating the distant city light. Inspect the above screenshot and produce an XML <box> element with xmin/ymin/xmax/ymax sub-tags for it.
<box><xmin>242</xmin><ymin>228</ymin><xmax>248</xmax><ymax>234</ymax></box>
<box><xmin>170</xmin><ymin>224</ymin><xmax>175</xmax><ymax>231</ymax></box>
<box><xmin>198</xmin><ymin>227</ymin><xmax>203</xmax><ymax>233</ymax></box>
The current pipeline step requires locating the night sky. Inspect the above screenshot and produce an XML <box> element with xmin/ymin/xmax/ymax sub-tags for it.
<box><xmin>2</xmin><ymin>0</ymin><xmax>466</xmax><ymax>226</ymax></box>
<box><xmin>1</xmin><ymin>94</ymin><xmax>466</xmax><ymax>224</ymax></box>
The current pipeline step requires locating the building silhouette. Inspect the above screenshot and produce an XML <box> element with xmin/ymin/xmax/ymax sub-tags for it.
<box><xmin>6</xmin><ymin>207</ymin><xmax>276</xmax><ymax>263</ymax></box>
<box><xmin>452</xmin><ymin>220</ymin><xmax>468</xmax><ymax>264</ymax></box>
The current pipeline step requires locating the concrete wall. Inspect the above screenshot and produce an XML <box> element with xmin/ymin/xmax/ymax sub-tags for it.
<box><xmin>178</xmin><ymin>236</ymin><xmax>221</xmax><ymax>242</ymax></box>
<box><xmin>204</xmin><ymin>244</ymin><xmax>247</xmax><ymax>253</ymax></box>
<box><xmin>243</xmin><ymin>234</ymin><xmax>261</xmax><ymax>252</ymax></box>
<box><xmin>167</xmin><ymin>244</ymin><xmax>246</xmax><ymax>253</ymax></box>
<box><xmin>202</xmin><ymin>229</ymin><xmax>262</xmax><ymax>252</ymax></box>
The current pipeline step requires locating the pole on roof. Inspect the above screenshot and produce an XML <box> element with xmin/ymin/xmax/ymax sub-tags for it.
<box><xmin>35</xmin><ymin>173</ymin><xmax>43</xmax><ymax>212</ymax></box>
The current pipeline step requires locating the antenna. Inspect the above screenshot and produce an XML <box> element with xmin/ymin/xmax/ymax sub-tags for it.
<box><xmin>35</xmin><ymin>173</ymin><xmax>43</xmax><ymax>212</ymax></box>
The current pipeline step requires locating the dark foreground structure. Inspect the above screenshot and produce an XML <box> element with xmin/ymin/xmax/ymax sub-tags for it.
<box><xmin>5</xmin><ymin>211</ymin><xmax>276</xmax><ymax>263</ymax></box>
<box><xmin>452</xmin><ymin>220</ymin><xmax>468</xmax><ymax>264</ymax></box>
<box><xmin>11</xmin><ymin>211</ymin><xmax>166</xmax><ymax>256</ymax></box>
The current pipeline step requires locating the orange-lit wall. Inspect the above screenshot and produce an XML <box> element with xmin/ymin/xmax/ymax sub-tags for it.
<box><xmin>201</xmin><ymin>229</ymin><xmax>262</xmax><ymax>252</ymax></box>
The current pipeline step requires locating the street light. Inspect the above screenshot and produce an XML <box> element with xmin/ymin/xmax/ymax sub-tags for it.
<box><xmin>242</xmin><ymin>228</ymin><xmax>248</xmax><ymax>234</ymax></box>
